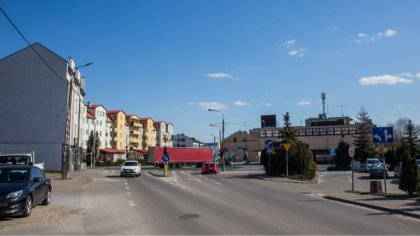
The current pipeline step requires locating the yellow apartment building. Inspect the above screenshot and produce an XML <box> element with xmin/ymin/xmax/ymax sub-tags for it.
<box><xmin>107</xmin><ymin>110</ymin><xmax>127</xmax><ymax>151</ymax></box>
<box><xmin>126</xmin><ymin>115</ymin><xmax>143</xmax><ymax>150</ymax></box>
<box><xmin>140</xmin><ymin>118</ymin><xmax>155</xmax><ymax>150</ymax></box>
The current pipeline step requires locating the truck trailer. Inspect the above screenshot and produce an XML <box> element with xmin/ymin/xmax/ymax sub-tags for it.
<box><xmin>147</xmin><ymin>147</ymin><xmax>213</xmax><ymax>168</ymax></box>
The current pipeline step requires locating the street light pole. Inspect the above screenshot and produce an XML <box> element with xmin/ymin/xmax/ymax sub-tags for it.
<box><xmin>209</xmin><ymin>109</ymin><xmax>225</xmax><ymax>171</ymax></box>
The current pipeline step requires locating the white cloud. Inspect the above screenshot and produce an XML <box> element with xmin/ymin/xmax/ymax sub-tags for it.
<box><xmin>233</xmin><ymin>100</ymin><xmax>248</xmax><ymax>106</ymax></box>
<box><xmin>359</xmin><ymin>75</ymin><xmax>413</xmax><ymax>85</ymax></box>
<box><xmin>398</xmin><ymin>72</ymin><xmax>414</xmax><ymax>78</ymax></box>
<box><xmin>416</xmin><ymin>73</ymin><xmax>420</xmax><ymax>78</ymax></box>
<box><xmin>397</xmin><ymin>104</ymin><xmax>412</xmax><ymax>109</ymax></box>
<box><xmin>282</xmin><ymin>40</ymin><xmax>296</xmax><ymax>47</ymax></box>
<box><xmin>288</xmin><ymin>48</ymin><xmax>306</xmax><ymax>57</ymax></box>
<box><xmin>264</xmin><ymin>102</ymin><xmax>273</xmax><ymax>107</ymax></box>
<box><xmin>187</xmin><ymin>102</ymin><xmax>195</xmax><ymax>106</ymax></box>
<box><xmin>356</xmin><ymin>29</ymin><xmax>398</xmax><ymax>43</ymax></box>
<box><xmin>358</xmin><ymin>33</ymin><xmax>368</xmax><ymax>38</ymax></box>
<box><xmin>297</xmin><ymin>99</ymin><xmax>311</xmax><ymax>106</ymax></box>
<box><xmin>197</xmin><ymin>102</ymin><xmax>228</xmax><ymax>110</ymax></box>
<box><xmin>206</xmin><ymin>73</ymin><xmax>238</xmax><ymax>80</ymax></box>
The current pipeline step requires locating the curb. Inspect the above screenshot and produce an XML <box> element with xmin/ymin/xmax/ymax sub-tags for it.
<box><xmin>323</xmin><ymin>196</ymin><xmax>420</xmax><ymax>220</ymax></box>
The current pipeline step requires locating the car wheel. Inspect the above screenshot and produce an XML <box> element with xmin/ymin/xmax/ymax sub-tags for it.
<box><xmin>41</xmin><ymin>188</ymin><xmax>51</xmax><ymax>205</ymax></box>
<box><xmin>22</xmin><ymin>196</ymin><xmax>33</xmax><ymax>217</ymax></box>
<box><xmin>120</xmin><ymin>173</ymin><xmax>124</xmax><ymax>177</ymax></box>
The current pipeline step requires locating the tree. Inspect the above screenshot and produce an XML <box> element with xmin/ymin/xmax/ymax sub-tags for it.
<box><xmin>87</xmin><ymin>131</ymin><xmax>101</xmax><ymax>164</ymax></box>
<box><xmin>402</xmin><ymin>119</ymin><xmax>419</xmax><ymax>158</ymax></box>
<box><xmin>335</xmin><ymin>140</ymin><xmax>351</xmax><ymax>168</ymax></box>
<box><xmin>398</xmin><ymin>150</ymin><xmax>420</xmax><ymax>196</ymax></box>
<box><xmin>353</xmin><ymin>106</ymin><xmax>376</xmax><ymax>163</ymax></box>
<box><xmin>261</xmin><ymin>112</ymin><xmax>317</xmax><ymax>179</ymax></box>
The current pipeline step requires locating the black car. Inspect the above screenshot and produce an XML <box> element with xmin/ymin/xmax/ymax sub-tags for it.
<box><xmin>0</xmin><ymin>165</ymin><xmax>51</xmax><ymax>217</ymax></box>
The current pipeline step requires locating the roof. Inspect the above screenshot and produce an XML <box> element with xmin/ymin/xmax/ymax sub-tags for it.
<box><xmin>86</xmin><ymin>111</ymin><xmax>96</xmax><ymax>119</ymax></box>
<box><xmin>87</xmin><ymin>104</ymin><xmax>106</xmax><ymax>110</ymax></box>
<box><xmin>0</xmin><ymin>42</ymin><xmax>67</xmax><ymax>65</ymax></box>
<box><xmin>140</xmin><ymin>117</ymin><xmax>154</xmax><ymax>122</ymax></box>
<box><xmin>107</xmin><ymin>110</ymin><xmax>126</xmax><ymax>115</ymax></box>
<box><xmin>132</xmin><ymin>148</ymin><xmax>148</xmax><ymax>153</ymax></box>
<box><xmin>126</xmin><ymin>114</ymin><xmax>141</xmax><ymax>119</ymax></box>
<box><xmin>99</xmin><ymin>148</ymin><xmax>125</xmax><ymax>154</ymax></box>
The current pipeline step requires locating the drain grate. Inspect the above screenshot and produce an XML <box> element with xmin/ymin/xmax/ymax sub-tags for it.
<box><xmin>178</xmin><ymin>214</ymin><xmax>199</xmax><ymax>220</ymax></box>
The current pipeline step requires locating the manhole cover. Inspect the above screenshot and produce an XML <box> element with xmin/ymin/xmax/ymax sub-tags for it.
<box><xmin>178</xmin><ymin>214</ymin><xmax>199</xmax><ymax>220</ymax></box>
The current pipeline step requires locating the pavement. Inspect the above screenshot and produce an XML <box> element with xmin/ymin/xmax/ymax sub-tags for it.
<box><xmin>51</xmin><ymin>167</ymin><xmax>420</xmax><ymax>220</ymax></box>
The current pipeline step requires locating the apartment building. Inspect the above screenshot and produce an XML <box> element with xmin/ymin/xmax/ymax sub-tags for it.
<box><xmin>82</xmin><ymin>103</ymin><xmax>111</xmax><ymax>149</ymax></box>
<box><xmin>126</xmin><ymin>115</ymin><xmax>143</xmax><ymax>150</ymax></box>
<box><xmin>107</xmin><ymin>110</ymin><xmax>127</xmax><ymax>151</ymax></box>
<box><xmin>140</xmin><ymin>118</ymin><xmax>155</xmax><ymax>149</ymax></box>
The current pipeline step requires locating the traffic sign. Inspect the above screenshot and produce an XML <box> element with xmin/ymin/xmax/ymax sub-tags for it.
<box><xmin>329</xmin><ymin>148</ymin><xmax>336</xmax><ymax>156</ymax></box>
<box><xmin>282</xmin><ymin>143</ymin><xmax>291</xmax><ymax>152</ymax></box>
<box><xmin>162</xmin><ymin>153</ymin><xmax>170</xmax><ymax>163</ymax></box>
<box><xmin>265</xmin><ymin>140</ymin><xmax>273</xmax><ymax>154</ymax></box>
<box><xmin>372</xmin><ymin>127</ymin><xmax>393</xmax><ymax>143</ymax></box>
<box><xmin>348</xmin><ymin>147</ymin><xmax>355</xmax><ymax>158</ymax></box>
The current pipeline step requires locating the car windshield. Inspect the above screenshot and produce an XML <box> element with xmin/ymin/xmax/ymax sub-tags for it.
<box><xmin>123</xmin><ymin>162</ymin><xmax>138</xmax><ymax>166</ymax></box>
<box><xmin>206</xmin><ymin>163</ymin><xmax>214</xmax><ymax>167</ymax></box>
<box><xmin>0</xmin><ymin>156</ymin><xmax>29</xmax><ymax>165</ymax></box>
<box><xmin>0</xmin><ymin>169</ymin><xmax>30</xmax><ymax>183</ymax></box>
<box><xmin>368</xmin><ymin>159</ymin><xmax>380</xmax><ymax>164</ymax></box>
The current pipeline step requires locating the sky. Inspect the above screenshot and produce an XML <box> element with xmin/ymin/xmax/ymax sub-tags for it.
<box><xmin>1</xmin><ymin>0</ymin><xmax>420</xmax><ymax>143</ymax></box>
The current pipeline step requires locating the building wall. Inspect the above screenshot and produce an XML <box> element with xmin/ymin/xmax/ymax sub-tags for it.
<box><xmin>141</xmin><ymin>118</ymin><xmax>154</xmax><ymax>149</ymax></box>
<box><xmin>108</xmin><ymin>111</ymin><xmax>126</xmax><ymax>150</ymax></box>
<box><xmin>0</xmin><ymin>43</ymin><xmax>71</xmax><ymax>171</ymax></box>
<box><xmin>86</xmin><ymin>105</ymin><xmax>109</xmax><ymax>149</ymax></box>
<box><xmin>127</xmin><ymin>115</ymin><xmax>142</xmax><ymax>149</ymax></box>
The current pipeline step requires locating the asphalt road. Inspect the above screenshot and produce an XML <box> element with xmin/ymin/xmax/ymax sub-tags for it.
<box><xmin>1</xmin><ymin>167</ymin><xmax>419</xmax><ymax>235</ymax></box>
<box><xmin>87</xmin><ymin>168</ymin><xmax>419</xmax><ymax>235</ymax></box>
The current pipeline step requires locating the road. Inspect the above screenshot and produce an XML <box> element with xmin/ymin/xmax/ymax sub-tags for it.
<box><xmin>1</xmin><ymin>167</ymin><xmax>419</xmax><ymax>234</ymax></box>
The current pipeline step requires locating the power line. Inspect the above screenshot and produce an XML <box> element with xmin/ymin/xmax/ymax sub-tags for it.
<box><xmin>0</xmin><ymin>7</ymin><xmax>68</xmax><ymax>86</ymax></box>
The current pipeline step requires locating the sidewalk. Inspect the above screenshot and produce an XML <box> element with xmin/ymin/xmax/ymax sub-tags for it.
<box><xmin>258</xmin><ymin>173</ymin><xmax>420</xmax><ymax>220</ymax></box>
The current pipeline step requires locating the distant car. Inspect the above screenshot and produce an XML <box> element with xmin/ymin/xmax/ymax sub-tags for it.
<box><xmin>120</xmin><ymin>160</ymin><xmax>141</xmax><ymax>177</ymax></box>
<box><xmin>369</xmin><ymin>164</ymin><xmax>390</xmax><ymax>179</ymax></box>
<box><xmin>364</xmin><ymin>158</ymin><xmax>381</xmax><ymax>172</ymax></box>
<box><xmin>201</xmin><ymin>162</ymin><xmax>217</xmax><ymax>174</ymax></box>
<box><xmin>0</xmin><ymin>165</ymin><xmax>51</xmax><ymax>217</ymax></box>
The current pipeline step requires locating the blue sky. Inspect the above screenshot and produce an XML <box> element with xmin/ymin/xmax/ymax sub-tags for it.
<box><xmin>1</xmin><ymin>0</ymin><xmax>420</xmax><ymax>142</ymax></box>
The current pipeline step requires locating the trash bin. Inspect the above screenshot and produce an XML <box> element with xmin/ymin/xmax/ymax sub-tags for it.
<box><xmin>370</xmin><ymin>181</ymin><xmax>383</xmax><ymax>193</ymax></box>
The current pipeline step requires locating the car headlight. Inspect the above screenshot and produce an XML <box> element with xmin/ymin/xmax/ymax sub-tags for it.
<box><xmin>6</xmin><ymin>190</ymin><xmax>23</xmax><ymax>199</ymax></box>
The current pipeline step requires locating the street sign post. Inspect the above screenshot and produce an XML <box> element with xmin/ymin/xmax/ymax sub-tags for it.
<box><xmin>282</xmin><ymin>143</ymin><xmax>291</xmax><ymax>177</ymax></box>
<box><xmin>162</xmin><ymin>148</ymin><xmax>170</xmax><ymax>177</ymax></box>
<box><xmin>372</xmin><ymin>127</ymin><xmax>394</xmax><ymax>194</ymax></box>
<box><xmin>348</xmin><ymin>147</ymin><xmax>355</xmax><ymax>192</ymax></box>
<box><xmin>265</xmin><ymin>140</ymin><xmax>273</xmax><ymax>173</ymax></box>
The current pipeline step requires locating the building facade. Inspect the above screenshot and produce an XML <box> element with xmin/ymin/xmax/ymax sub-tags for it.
<box><xmin>172</xmin><ymin>134</ymin><xmax>203</xmax><ymax>148</ymax></box>
<box><xmin>0</xmin><ymin>43</ymin><xmax>87</xmax><ymax>171</ymax></box>
<box><xmin>107</xmin><ymin>110</ymin><xmax>127</xmax><ymax>151</ymax></box>
<box><xmin>140</xmin><ymin>118</ymin><xmax>155</xmax><ymax>149</ymax></box>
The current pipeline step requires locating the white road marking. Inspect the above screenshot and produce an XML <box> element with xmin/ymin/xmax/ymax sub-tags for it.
<box><xmin>124</xmin><ymin>182</ymin><xmax>128</xmax><ymax>186</ymax></box>
<box><xmin>128</xmin><ymin>200</ymin><xmax>135</xmax><ymax>207</ymax></box>
<box><xmin>189</xmin><ymin>178</ymin><xmax>202</xmax><ymax>183</ymax></box>
<box><xmin>93</xmin><ymin>178</ymin><xmax>121</xmax><ymax>182</ymax></box>
<box><xmin>216</xmin><ymin>182</ymin><xmax>222</xmax><ymax>185</ymax></box>
<box><xmin>125</xmin><ymin>186</ymin><xmax>130</xmax><ymax>190</ymax></box>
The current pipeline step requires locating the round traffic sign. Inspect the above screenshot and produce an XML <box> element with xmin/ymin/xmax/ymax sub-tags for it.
<box><xmin>348</xmin><ymin>147</ymin><xmax>355</xmax><ymax>158</ymax></box>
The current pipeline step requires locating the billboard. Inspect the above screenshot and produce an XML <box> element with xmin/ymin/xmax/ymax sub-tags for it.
<box><xmin>261</xmin><ymin>115</ymin><xmax>276</xmax><ymax>128</ymax></box>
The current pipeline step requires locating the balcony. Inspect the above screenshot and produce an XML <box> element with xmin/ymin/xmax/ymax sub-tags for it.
<box><xmin>130</xmin><ymin>130</ymin><xmax>141</xmax><ymax>135</ymax></box>
<box><xmin>130</xmin><ymin>122</ymin><xmax>142</xmax><ymax>128</ymax></box>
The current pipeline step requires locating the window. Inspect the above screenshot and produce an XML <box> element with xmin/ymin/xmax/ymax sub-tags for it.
<box><xmin>233</xmin><ymin>138</ymin><xmax>237</xmax><ymax>142</ymax></box>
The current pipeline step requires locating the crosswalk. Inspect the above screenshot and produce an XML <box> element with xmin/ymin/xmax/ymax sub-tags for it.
<box><xmin>157</xmin><ymin>170</ymin><xmax>223</xmax><ymax>190</ymax></box>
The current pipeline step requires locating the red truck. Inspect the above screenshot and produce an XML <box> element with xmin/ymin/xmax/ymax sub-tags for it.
<box><xmin>147</xmin><ymin>147</ymin><xmax>213</xmax><ymax>168</ymax></box>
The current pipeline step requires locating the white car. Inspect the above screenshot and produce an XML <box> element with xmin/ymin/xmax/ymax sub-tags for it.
<box><xmin>364</xmin><ymin>158</ymin><xmax>381</xmax><ymax>172</ymax></box>
<box><xmin>120</xmin><ymin>160</ymin><xmax>141</xmax><ymax>177</ymax></box>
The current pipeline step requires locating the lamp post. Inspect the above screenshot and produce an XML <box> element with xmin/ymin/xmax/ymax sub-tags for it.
<box><xmin>211</xmin><ymin>134</ymin><xmax>216</xmax><ymax>163</ymax></box>
<box><xmin>208</xmin><ymin>109</ymin><xmax>225</xmax><ymax>170</ymax></box>
<box><xmin>210</xmin><ymin>124</ymin><xmax>222</xmax><ymax>167</ymax></box>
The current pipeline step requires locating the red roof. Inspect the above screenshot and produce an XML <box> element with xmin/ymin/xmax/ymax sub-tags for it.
<box><xmin>140</xmin><ymin>117</ymin><xmax>154</xmax><ymax>122</ymax></box>
<box><xmin>132</xmin><ymin>148</ymin><xmax>148</xmax><ymax>153</ymax></box>
<box><xmin>86</xmin><ymin>111</ymin><xmax>96</xmax><ymax>119</ymax></box>
<box><xmin>99</xmin><ymin>148</ymin><xmax>125</xmax><ymax>154</ymax></box>
<box><xmin>107</xmin><ymin>110</ymin><xmax>126</xmax><ymax>115</ymax></box>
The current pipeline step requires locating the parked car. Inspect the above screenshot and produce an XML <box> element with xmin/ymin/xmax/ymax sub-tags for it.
<box><xmin>369</xmin><ymin>164</ymin><xmax>390</xmax><ymax>179</ymax></box>
<box><xmin>120</xmin><ymin>160</ymin><xmax>141</xmax><ymax>177</ymax></box>
<box><xmin>394</xmin><ymin>160</ymin><xmax>420</xmax><ymax>178</ymax></box>
<box><xmin>201</xmin><ymin>162</ymin><xmax>217</xmax><ymax>174</ymax></box>
<box><xmin>0</xmin><ymin>165</ymin><xmax>51</xmax><ymax>217</ymax></box>
<box><xmin>364</xmin><ymin>158</ymin><xmax>381</xmax><ymax>172</ymax></box>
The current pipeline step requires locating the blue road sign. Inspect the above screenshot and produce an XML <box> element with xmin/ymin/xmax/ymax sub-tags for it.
<box><xmin>372</xmin><ymin>127</ymin><xmax>394</xmax><ymax>143</ymax></box>
<box><xmin>265</xmin><ymin>140</ymin><xmax>273</xmax><ymax>154</ymax></box>
<box><xmin>330</xmin><ymin>148</ymin><xmax>336</xmax><ymax>156</ymax></box>
<box><xmin>162</xmin><ymin>153</ymin><xmax>170</xmax><ymax>163</ymax></box>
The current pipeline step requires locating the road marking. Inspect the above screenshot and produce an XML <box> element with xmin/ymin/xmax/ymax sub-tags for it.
<box><xmin>189</xmin><ymin>178</ymin><xmax>202</xmax><ymax>183</ymax></box>
<box><xmin>128</xmin><ymin>200</ymin><xmax>135</xmax><ymax>207</ymax></box>
<box><xmin>216</xmin><ymin>182</ymin><xmax>222</xmax><ymax>185</ymax></box>
<box><xmin>124</xmin><ymin>182</ymin><xmax>128</xmax><ymax>186</ymax></box>
<box><xmin>125</xmin><ymin>186</ymin><xmax>130</xmax><ymax>190</ymax></box>
<box><xmin>93</xmin><ymin>178</ymin><xmax>121</xmax><ymax>182</ymax></box>
<box><xmin>347</xmin><ymin>176</ymin><xmax>352</xmax><ymax>183</ymax></box>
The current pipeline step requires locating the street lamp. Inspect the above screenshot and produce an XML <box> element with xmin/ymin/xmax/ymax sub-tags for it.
<box><xmin>211</xmin><ymin>134</ymin><xmax>216</xmax><ymax>163</ymax></box>
<box><xmin>210</xmin><ymin>124</ymin><xmax>222</xmax><ymax>167</ymax></box>
<box><xmin>76</xmin><ymin>62</ymin><xmax>93</xmax><ymax>69</ymax></box>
